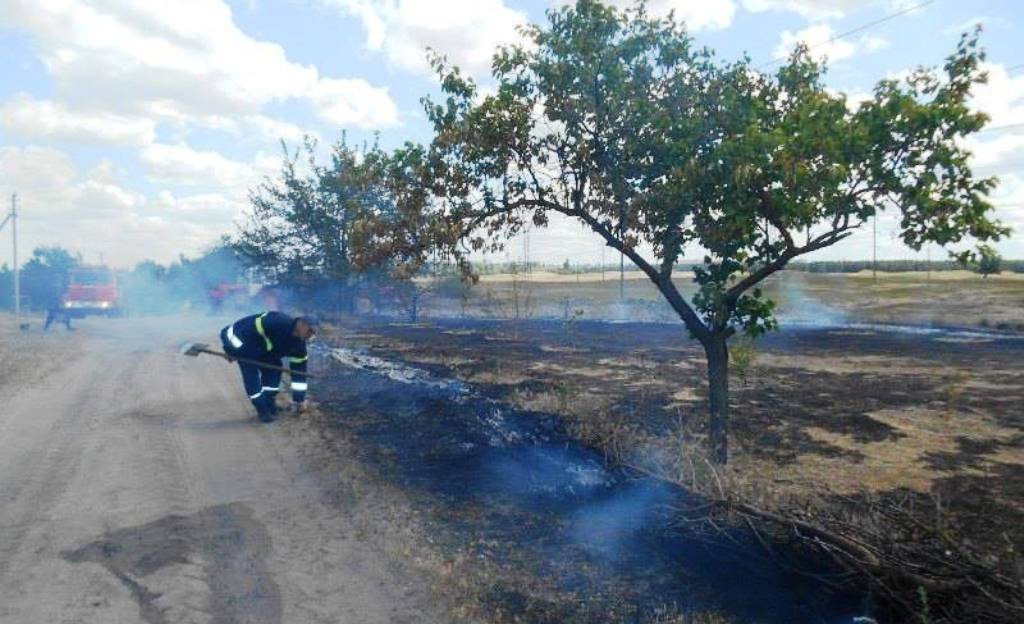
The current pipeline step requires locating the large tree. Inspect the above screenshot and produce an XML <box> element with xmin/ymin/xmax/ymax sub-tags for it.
<box><xmin>237</xmin><ymin>137</ymin><xmax>381</xmax><ymax>310</ymax></box>
<box><xmin>394</xmin><ymin>0</ymin><xmax>1007</xmax><ymax>463</ymax></box>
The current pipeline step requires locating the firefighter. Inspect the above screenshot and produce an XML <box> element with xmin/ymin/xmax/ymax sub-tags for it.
<box><xmin>43</xmin><ymin>271</ymin><xmax>72</xmax><ymax>331</ymax></box>
<box><xmin>219</xmin><ymin>311</ymin><xmax>315</xmax><ymax>422</ymax></box>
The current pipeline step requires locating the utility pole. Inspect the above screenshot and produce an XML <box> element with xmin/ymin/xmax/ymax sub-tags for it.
<box><xmin>521</xmin><ymin>226</ymin><xmax>531</xmax><ymax>278</ymax></box>
<box><xmin>872</xmin><ymin>212</ymin><xmax>878</xmax><ymax>285</ymax></box>
<box><xmin>1</xmin><ymin>194</ymin><xmax>18</xmax><ymax>315</ymax></box>
<box><xmin>619</xmin><ymin>247</ymin><xmax>624</xmax><ymax>300</ymax></box>
<box><xmin>12</xmin><ymin>194</ymin><xmax>18</xmax><ymax>315</ymax></box>
<box><xmin>926</xmin><ymin>244</ymin><xmax>931</xmax><ymax>284</ymax></box>
<box><xmin>618</xmin><ymin>206</ymin><xmax>625</xmax><ymax>301</ymax></box>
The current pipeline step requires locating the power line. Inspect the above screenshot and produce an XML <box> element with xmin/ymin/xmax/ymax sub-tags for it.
<box><xmin>755</xmin><ymin>0</ymin><xmax>937</xmax><ymax>70</ymax></box>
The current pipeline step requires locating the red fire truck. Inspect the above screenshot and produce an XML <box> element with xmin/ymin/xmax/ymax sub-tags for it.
<box><xmin>62</xmin><ymin>265</ymin><xmax>122</xmax><ymax>318</ymax></box>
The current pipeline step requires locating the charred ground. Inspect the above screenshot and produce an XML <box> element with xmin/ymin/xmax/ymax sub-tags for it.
<box><xmin>312</xmin><ymin>315</ymin><xmax>1024</xmax><ymax>622</ymax></box>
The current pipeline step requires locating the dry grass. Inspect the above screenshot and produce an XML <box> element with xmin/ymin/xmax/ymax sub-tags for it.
<box><xmin>780</xmin><ymin>402</ymin><xmax>1021</xmax><ymax>493</ymax></box>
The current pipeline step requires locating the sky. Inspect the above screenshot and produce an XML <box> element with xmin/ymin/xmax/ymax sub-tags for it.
<box><xmin>0</xmin><ymin>0</ymin><xmax>1022</xmax><ymax>269</ymax></box>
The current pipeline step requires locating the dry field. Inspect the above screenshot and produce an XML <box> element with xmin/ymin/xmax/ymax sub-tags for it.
<box><xmin>424</xmin><ymin>268</ymin><xmax>1024</xmax><ymax>331</ymax></box>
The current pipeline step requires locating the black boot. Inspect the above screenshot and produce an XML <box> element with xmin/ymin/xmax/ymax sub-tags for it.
<box><xmin>252</xmin><ymin>396</ymin><xmax>275</xmax><ymax>422</ymax></box>
<box><xmin>264</xmin><ymin>393</ymin><xmax>279</xmax><ymax>417</ymax></box>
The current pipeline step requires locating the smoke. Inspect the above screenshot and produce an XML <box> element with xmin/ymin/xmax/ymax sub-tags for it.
<box><xmin>772</xmin><ymin>272</ymin><xmax>850</xmax><ymax>327</ymax></box>
<box><xmin>569</xmin><ymin>480</ymin><xmax>671</xmax><ymax>560</ymax></box>
<box><xmin>481</xmin><ymin>445</ymin><xmax>612</xmax><ymax>498</ymax></box>
<box><xmin>118</xmin><ymin>246</ymin><xmax>252</xmax><ymax>317</ymax></box>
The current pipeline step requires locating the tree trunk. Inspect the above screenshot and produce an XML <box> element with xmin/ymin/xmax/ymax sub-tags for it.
<box><xmin>704</xmin><ymin>335</ymin><xmax>730</xmax><ymax>464</ymax></box>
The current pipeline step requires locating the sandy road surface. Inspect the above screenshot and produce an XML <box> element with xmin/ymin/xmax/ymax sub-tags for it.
<box><xmin>0</xmin><ymin>316</ymin><xmax>445</xmax><ymax>624</ymax></box>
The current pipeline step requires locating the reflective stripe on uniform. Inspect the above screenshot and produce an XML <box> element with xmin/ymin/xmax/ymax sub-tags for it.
<box><xmin>249</xmin><ymin>391</ymin><xmax>263</xmax><ymax>399</ymax></box>
<box><xmin>254</xmin><ymin>312</ymin><xmax>273</xmax><ymax>351</ymax></box>
<box><xmin>291</xmin><ymin>382</ymin><xmax>308</xmax><ymax>392</ymax></box>
<box><xmin>289</xmin><ymin>355</ymin><xmax>308</xmax><ymax>363</ymax></box>
<box><xmin>262</xmin><ymin>386</ymin><xmax>280</xmax><ymax>392</ymax></box>
<box><xmin>227</xmin><ymin>324</ymin><xmax>243</xmax><ymax>348</ymax></box>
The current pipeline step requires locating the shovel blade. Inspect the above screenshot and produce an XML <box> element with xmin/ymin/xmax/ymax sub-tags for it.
<box><xmin>182</xmin><ymin>342</ymin><xmax>209</xmax><ymax>357</ymax></box>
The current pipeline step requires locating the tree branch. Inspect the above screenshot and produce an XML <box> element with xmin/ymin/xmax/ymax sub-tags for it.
<box><xmin>725</xmin><ymin>224</ymin><xmax>856</xmax><ymax>305</ymax></box>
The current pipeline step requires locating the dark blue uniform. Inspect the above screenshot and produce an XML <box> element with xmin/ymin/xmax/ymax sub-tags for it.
<box><xmin>220</xmin><ymin>311</ymin><xmax>308</xmax><ymax>420</ymax></box>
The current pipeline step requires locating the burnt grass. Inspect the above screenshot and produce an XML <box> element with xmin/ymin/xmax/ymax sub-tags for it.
<box><xmin>316</xmin><ymin>316</ymin><xmax>1024</xmax><ymax>620</ymax></box>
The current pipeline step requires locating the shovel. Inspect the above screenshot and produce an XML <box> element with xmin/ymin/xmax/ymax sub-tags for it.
<box><xmin>181</xmin><ymin>342</ymin><xmax>317</xmax><ymax>378</ymax></box>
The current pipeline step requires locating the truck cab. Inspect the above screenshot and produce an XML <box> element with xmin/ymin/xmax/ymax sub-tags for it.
<box><xmin>62</xmin><ymin>266</ymin><xmax>121</xmax><ymax>317</ymax></box>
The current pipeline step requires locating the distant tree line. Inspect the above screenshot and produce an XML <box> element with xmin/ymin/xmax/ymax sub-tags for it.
<box><xmin>789</xmin><ymin>257</ymin><xmax>1021</xmax><ymax>274</ymax></box>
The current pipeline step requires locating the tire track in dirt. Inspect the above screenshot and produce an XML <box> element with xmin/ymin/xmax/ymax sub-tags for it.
<box><xmin>111</xmin><ymin>347</ymin><xmax>216</xmax><ymax>624</ymax></box>
<box><xmin>0</xmin><ymin>355</ymin><xmax>114</xmax><ymax>592</ymax></box>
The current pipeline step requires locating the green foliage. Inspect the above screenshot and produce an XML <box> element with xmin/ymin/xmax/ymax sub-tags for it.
<box><xmin>916</xmin><ymin>586</ymin><xmax>931</xmax><ymax>624</ymax></box>
<box><xmin>237</xmin><ymin>136</ymin><xmax>381</xmax><ymax>288</ymax></box>
<box><xmin>0</xmin><ymin>264</ymin><xmax>11</xmax><ymax>309</ymax></box>
<box><xmin>20</xmin><ymin>246</ymin><xmax>80</xmax><ymax>311</ymax></box>
<box><xmin>975</xmin><ymin>244</ymin><xmax>1002</xmax><ymax>277</ymax></box>
<box><xmin>729</xmin><ymin>337</ymin><xmax>759</xmax><ymax>386</ymax></box>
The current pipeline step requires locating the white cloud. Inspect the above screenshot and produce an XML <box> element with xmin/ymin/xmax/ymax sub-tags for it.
<box><xmin>0</xmin><ymin>0</ymin><xmax>399</xmax><ymax>130</ymax></box>
<box><xmin>742</xmin><ymin>1</ymin><xmax>916</xmax><ymax>21</ymax></box>
<box><xmin>0</xmin><ymin>145</ymin><xmax>245</xmax><ymax>266</ymax></box>
<box><xmin>0</xmin><ymin>146</ymin><xmax>78</xmax><ymax>217</ymax></box>
<box><xmin>241</xmin><ymin>115</ymin><xmax>313</xmax><ymax>144</ymax></box>
<box><xmin>861</xmin><ymin>35</ymin><xmax>891</xmax><ymax>52</ymax></box>
<box><xmin>152</xmin><ymin>191</ymin><xmax>248</xmax><ymax>225</ymax></box>
<box><xmin>972</xmin><ymin>63</ymin><xmax>1024</xmax><ymax>128</ymax></box>
<box><xmin>770</xmin><ymin>24</ymin><xmax>895</xmax><ymax>65</ymax></box>
<box><xmin>139</xmin><ymin>143</ymin><xmax>264</xmax><ymax>192</ymax></box>
<box><xmin>988</xmin><ymin>174</ymin><xmax>1024</xmax><ymax>234</ymax></box>
<box><xmin>966</xmin><ymin>134</ymin><xmax>1024</xmax><ymax>169</ymax></box>
<box><xmin>0</xmin><ymin>95</ymin><xmax>156</xmax><ymax>147</ymax></box>
<box><xmin>743</xmin><ymin>0</ymin><xmax>862</xmax><ymax>20</ymax></box>
<box><xmin>308</xmin><ymin>78</ymin><xmax>400</xmax><ymax>126</ymax></box>
<box><xmin>773</xmin><ymin>24</ymin><xmax>856</xmax><ymax>63</ymax></box>
<box><xmin>962</xmin><ymin>63</ymin><xmax>1024</xmax><ymax>178</ymax></box>
<box><xmin>325</xmin><ymin>0</ymin><xmax>530</xmax><ymax>75</ymax></box>
<box><xmin>943</xmin><ymin>15</ymin><xmax>1008</xmax><ymax>35</ymax></box>
<box><xmin>76</xmin><ymin>180</ymin><xmax>146</xmax><ymax>218</ymax></box>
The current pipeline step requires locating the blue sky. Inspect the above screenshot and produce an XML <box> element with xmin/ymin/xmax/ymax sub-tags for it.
<box><xmin>1</xmin><ymin>0</ymin><xmax>1022</xmax><ymax>268</ymax></box>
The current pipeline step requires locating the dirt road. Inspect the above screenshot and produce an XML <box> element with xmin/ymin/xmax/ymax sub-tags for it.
<box><xmin>0</xmin><ymin>316</ymin><xmax>445</xmax><ymax>624</ymax></box>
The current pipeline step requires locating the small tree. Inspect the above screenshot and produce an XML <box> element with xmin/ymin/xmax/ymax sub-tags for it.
<box><xmin>975</xmin><ymin>244</ymin><xmax>1002</xmax><ymax>277</ymax></box>
<box><xmin>237</xmin><ymin>137</ymin><xmax>379</xmax><ymax>312</ymax></box>
<box><xmin>20</xmin><ymin>246</ymin><xmax>80</xmax><ymax>311</ymax></box>
<box><xmin>400</xmin><ymin>0</ymin><xmax>1007</xmax><ymax>463</ymax></box>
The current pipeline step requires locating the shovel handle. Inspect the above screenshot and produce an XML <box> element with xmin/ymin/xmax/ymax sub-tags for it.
<box><xmin>199</xmin><ymin>348</ymin><xmax>317</xmax><ymax>378</ymax></box>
